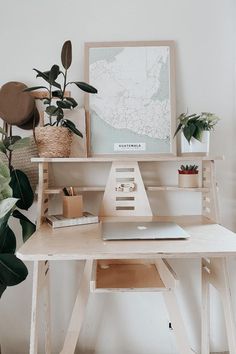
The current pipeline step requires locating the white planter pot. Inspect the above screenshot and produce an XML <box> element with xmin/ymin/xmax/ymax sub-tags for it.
<box><xmin>181</xmin><ymin>131</ymin><xmax>210</xmax><ymax>155</ymax></box>
<box><xmin>178</xmin><ymin>174</ymin><xmax>199</xmax><ymax>188</ymax></box>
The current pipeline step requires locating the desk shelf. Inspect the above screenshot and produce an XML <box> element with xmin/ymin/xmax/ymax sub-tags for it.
<box><xmin>91</xmin><ymin>261</ymin><xmax>167</xmax><ymax>293</ymax></box>
<box><xmin>41</xmin><ymin>186</ymin><xmax>210</xmax><ymax>194</ymax></box>
<box><xmin>31</xmin><ymin>155</ymin><xmax>224</xmax><ymax>163</ymax></box>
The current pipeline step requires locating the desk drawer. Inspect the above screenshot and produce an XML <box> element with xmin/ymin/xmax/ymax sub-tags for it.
<box><xmin>90</xmin><ymin>260</ymin><xmax>170</xmax><ymax>293</ymax></box>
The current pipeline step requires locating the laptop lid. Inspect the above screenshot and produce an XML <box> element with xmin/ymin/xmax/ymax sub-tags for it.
<box><xmin>101</xmin><ymin>221</ymin><xmax>190</xmax><ymax>240</ymax></box>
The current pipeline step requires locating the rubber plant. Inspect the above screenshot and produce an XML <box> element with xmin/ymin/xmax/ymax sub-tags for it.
<box><xmin>0</xmin><ymin>160</ymin><xmax>28</xmax><ymax>297</ymax></box>
<box><xmin>24</xmin><ymin>40</ymin><xmax>97</xmax><ymax>136</ymax></box>
<box><xmin>0</xmin><ymin>127</ymin><xmax>37</xmax><ymax>297</ymax></box>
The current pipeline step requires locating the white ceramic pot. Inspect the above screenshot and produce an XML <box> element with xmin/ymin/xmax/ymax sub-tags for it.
<box><xmin>181</xmin><ymin>131</ymin><xmax>210</xmax><ymax>155</ymax></box>
<box><xmin>178</xmin><ymin>173</ymin><xmax>199</xmax><ymax>188</ymax></box>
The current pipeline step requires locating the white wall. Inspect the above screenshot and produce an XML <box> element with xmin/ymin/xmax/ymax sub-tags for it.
<box><xmin>0</xmin><ymin>0</ymin><xmax>235</xmax><ymax>353</ymax></box>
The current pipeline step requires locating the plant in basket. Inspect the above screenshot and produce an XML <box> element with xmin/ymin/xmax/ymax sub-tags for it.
<box><xmin>178</xmin><ymin>164</ymin><xmax>199</xmax><ymax>188</ymax></box>
<box><xmin>24</xmin><ymin>40</ymin><xmax>97</xmax><ymax>158</ymax></box>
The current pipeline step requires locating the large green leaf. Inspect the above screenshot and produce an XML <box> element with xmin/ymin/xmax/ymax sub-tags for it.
<box><xmin>10</xmin><ymin>169</ymin><xmax>34</xmax><ymax>210</ymax></box>
<box><xmin>0</xmin><ymin>198</ymin><xmax>17</xmax><ymax>219</ymax></box>
<box><xmin>183</xmin><ymin>123</ymin><xmax>196</xmax><ymax>143</ymax></box>
<box><xmin>0</xmin><ymin>127</ymin><xmax>7</xmax><ymax>136</ymax></box>
<box><xmin>46</xmin><ymin>105</ymin><xmax>59</xmax><ymax>116</ymax></box>
<box><xmin>0</xmin><ymin>184</ymin><xmax>13</xmax><ymax>200</ymax></box>
<box><xmin>56</xmin><ymin>100</ymin><xmax>72</xmax><ymax>109</ymax></box>
<box><xmin>0</xmin><ymin>254</ymin><xmax>28</xmax><ymax>286</ymax></box>
<box><xmin>33</xmin><ymin>68</ymin><xmax>61</xmax><ymax>89</ymax></box>
<box><xmin>0</xmin><ymin>226</ymin><xmax>16</xmax><ymax>254</ymax></box>
<box><xmin>0</xmin><ymin>141</ymin><xmax>6</xmax><ymax>153</ymax></box>
<box><xmin>61</xmin><ymin>40</ymin><xmax>72</xmax><ymax>70</ymax></box>
<box><xmin>62</xmin><ymin>119</ymin><xmax>83</xmax><ymax>138</ymax></box>
<box><xmin>52</xmin><ymin>90</ymin><xmax>63</xmax><ymax>98</ymax></box>
<box><xmin>12</xmin><ymin>210</ymin><xmax>36</xmax><ymax>242</ymax></box>
<box><xmin>49</xmin><ymin>65</ymin><xmax>60</xmax><ymax>84</ymax></box>
<box><xmin>65</xmin><ymin>97</ymin><xmax>78</xmax><ymax>108</ymax></box>
<box><xmin>8</xmin><ymin>137</ymin><xmax>30</xmax><ymax>151</ymax></box>
<box><xmin>0</xmin><ymin>283</ymin><xmax>6</xmax><ymax>298</ymax></box>
<box><xmin>72</xmin><ymin>81</ymin><xmax>97</xmax><ymax>94</ymax></box>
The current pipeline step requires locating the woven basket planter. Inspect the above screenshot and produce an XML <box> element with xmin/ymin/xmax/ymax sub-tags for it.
<box><xmin>35</xmin><ymin>126</ymin><xmax>73</xmax><ymax>158</ymax></box>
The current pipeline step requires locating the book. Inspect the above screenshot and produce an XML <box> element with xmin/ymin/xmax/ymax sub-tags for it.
<box><xmin>46</xmin><ymin>212</ymin><xmax>99</xmax><ymax>228</ymax></box>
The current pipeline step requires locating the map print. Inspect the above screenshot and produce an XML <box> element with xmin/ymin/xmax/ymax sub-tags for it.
<box><xmin>89</xmin><ymin>45</ymin><xmax>172</xmax><ymax>154</ymax></box>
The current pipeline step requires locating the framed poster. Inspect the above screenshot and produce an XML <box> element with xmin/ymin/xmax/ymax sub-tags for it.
<box><xmin>84</xmin><ymin>41</ymin><xmax>176</xmax><ymax>156</ymax></box>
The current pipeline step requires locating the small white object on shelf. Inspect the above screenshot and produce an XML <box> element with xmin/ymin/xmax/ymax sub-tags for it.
<box><xmin>46</xmin><ymin>212</ymin><xmax>99</xmax><ymax>228</ymax></box>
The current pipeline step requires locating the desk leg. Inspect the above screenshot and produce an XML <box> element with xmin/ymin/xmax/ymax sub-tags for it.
<box><xmin>201</xmin><ymin>257</ymin><xmax>236</xmax><ymax>354</ymax></box>
<box><xmin>30</xmin><ymin>261</ymin><xmax>51</xmax><ymax>354</ymax></box>
<box><xmin>60</xmin><ymin>260</ymin><xmax>93</xmax><ymax>354</ymax></box>
<box><xmin>201</xmin><ymin>259</ymin><xmax>210</xmax><ymax>354</ymax></box>
<box><xmin>163</xmin><ymin>291</ymin><xmax>195</xmax><ymax>354</ymax></box>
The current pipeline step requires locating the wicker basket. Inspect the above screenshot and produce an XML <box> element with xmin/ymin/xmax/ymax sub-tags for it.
<box><xmin>35</xmin><ymin>126</ymin><xmax>73</xmax><ymax>158</ymax></box>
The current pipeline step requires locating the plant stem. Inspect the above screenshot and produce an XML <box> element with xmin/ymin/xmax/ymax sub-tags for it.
<box><xmin>8</xmin><ymin>125</ymin><xmax>12</xmax><ymax>170</ymax></box>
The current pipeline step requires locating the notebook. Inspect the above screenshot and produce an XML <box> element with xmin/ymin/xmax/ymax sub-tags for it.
<box><xmin>101</xmin><ymin>221</ymin><xmax>190</xmax><ymax>240</ymax></box>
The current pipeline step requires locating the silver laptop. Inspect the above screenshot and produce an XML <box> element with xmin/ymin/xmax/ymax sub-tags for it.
<box><xmin>101</xmin><ymin>221</ymin><xmax>190</xmax><ymax>240</ymax></box>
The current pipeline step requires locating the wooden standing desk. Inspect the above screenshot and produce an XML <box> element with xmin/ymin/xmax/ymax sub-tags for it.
<box><xmin>17</xmin><ymin>215</ymin><xmax>236</xmax><ymax>354</ymax></box>
<box><xmin>16</xmin><ymin>156</ymin><xmax>236</xmax><ymax>354</ymax></box>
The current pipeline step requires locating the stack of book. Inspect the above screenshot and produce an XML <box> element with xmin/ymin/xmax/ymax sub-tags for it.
<box><xmin>46</xmin><ymin>212</ymin><xmax>99</xmax><ymax>228</ymax></box>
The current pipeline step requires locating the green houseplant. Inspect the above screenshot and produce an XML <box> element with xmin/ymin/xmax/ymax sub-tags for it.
<box><xmin>24</xmin><ymin>40</ymin><xmax>97</xmax><ymax>157</ymax></box>
<box><xmin>0</xmin><ymin>161</ymin><xmax>29</xmax><ymax>298</ymax></box>
<box><xmin>174</xmin><ymin>112</ymin><xmax>219</xmax><ymax>155</ymax></box>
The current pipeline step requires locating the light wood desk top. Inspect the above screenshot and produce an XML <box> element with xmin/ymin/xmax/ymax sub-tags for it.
<box><xmin>17</xmin><ymin>216</ymin><xmax>236</xmax><ymax>261</ymax></box>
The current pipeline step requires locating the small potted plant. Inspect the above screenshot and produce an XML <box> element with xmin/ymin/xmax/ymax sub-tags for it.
<box><xmin>24</xmin><ymin>40</ymin><xmax>97</xmax><ymax>157</ymax></box>
<box><xmin>174</xmin><ymin>112</ymin><xmax>219</xmax><ymax>155</ymax></box>
<box><xmin>178</xmin><ymin>164</ymin><xmax>199</xmax><ymax>188</ymax></box>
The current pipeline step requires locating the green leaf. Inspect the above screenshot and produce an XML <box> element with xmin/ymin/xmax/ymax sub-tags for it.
<box><xmin>12</xmin><ymin>210</ymin><xmax>36</xmax><ymax>242</ymax></box>
<box><xmin>0</xmin><ymin>283</ymin><xmax>7</xmax><ymax>298</ymax></box>
<box><xmin>193</xmin><ymin>126</ymin><xmax>203</xmax><ymax>142</ymax></box>
<box><xmin>0</xmin><ymin>198</ymin><xmax>17</xmax><ymax>219</ymax></box>
<box><xmin>65</xmin><ymin>97</ymin><xmax>78</xmax><ymax>108</ymax></box>
<box><xmin>33</xmin><ymin>69</ymin><xmax>61</xmax><ymax>89</ymax></box>
<box><xmin>0</xmin><ymin>226</ymin><xmax>16</xmax><ymax>254</ymax></box>
<box><xmin>173</xmin><ymin>122</ymin><xmax>182</xmax><ymax>138</ymax></box>
<box><xmin>23</xmin><ymin>86</ymin><xmax>49</xmax><ymax>92</ymax></box>
<box><xmin>0</xmin><ymin>141</ymin><xmax>7</xmax><ymax>154</ymax></box>
<box><xmin>8</xmin><ymin>137</ymin><xmax>30</xmax><ymax>151</ymax></box>
<box><xmin>183</xmin><ymin>123</ymin><xmax>196</xmax><ymax>143</ymax></box>
<box><xmin>72</xmin><ymin>82</ymin><xmax>97</xmax><ymax>94</ymax></box>
<box><xmin>0</xmin><ymin>254</ymin><xmax>28</xmax><ymax>286</ymax></box>
<box><xmin>61</xmin><ymin>40</ymin><xmax>72</xmax><ymax>70</ymax></box>
<box><xmin>0</xmin><ymin>185</ymin><xmax>13</xmax><ymax>200</ymax></box>
<box><xmin>62</xmin><ymin>119</ymin><xmax>83</xmax><ymax>138</ymax></box>
<box><xmin>46</xmin><ymin>105</ymin><xmax>59</xmax><ymax>116</ymax></box>
<box><xmin>49</xmin><ymin>65</ymin><xmax>60</xmax><ymax>84</ymax></box>
<box><xmin>10</xmin><ymin>170</ymin><xmax>34</xmax><ymax>210</ymax></box>
<box><xmin>52</xmin><ymin>90</ymin><xmax>63</xmax><ymax>98</ymax></box>
<box><xmin>56</xmin><ymin>100</ymin><xmax>72</xmax><ymax>109</ymax></box>
<box><xmin>0</xmin><ymin>161</ymin><xmax>10</xmax><ymax>180</ymax></box>
<box><xmin>0</xmin><ymin>127</ymin><xmax>7</xmax><ymax>136</ymax></box>
<box><xmin>33</xmin><ymin>68</ymin><xmax>50</xmax><ymax>82</ymax></box>
<box><xmin>3</xmin><ymin>136</ymin><xmax>21</xmax><ymax>149</ymax></box>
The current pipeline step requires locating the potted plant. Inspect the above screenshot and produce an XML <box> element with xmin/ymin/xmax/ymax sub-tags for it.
<box><xmin>24</xmin><ymin>40</ymin><xmax>97</xmax><ymax>157</ymax></box>
<box><xmin>0</xmin><ymin>161</ymin><xmax>29</xmax><ymax>299</ymax></box>
<box><xmin>174</xmin><ymin>112</ymin><xmax>219</xmax><ymax>155</ymax></box>
<box><xmin>178</xmin><ymin>164</ymin><xmax>199</xmax><ymax>188</ymax></box>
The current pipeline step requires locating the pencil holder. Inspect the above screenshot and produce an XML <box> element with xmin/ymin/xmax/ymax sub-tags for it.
<box><xmin>63</xmin><ymin>195</ymin><xmax>83</xmax><ymax>218</ymax></box>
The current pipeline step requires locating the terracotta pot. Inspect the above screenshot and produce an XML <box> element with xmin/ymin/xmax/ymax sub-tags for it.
<box><xmin>35</xmin><ymin>126</ymin><xmax>73</xmax><ymax>158</ymax></box>
<box><xmin>178</xmin><ymin>173</ymin><xmax>199</xmax><ymax>188</ymax></box>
